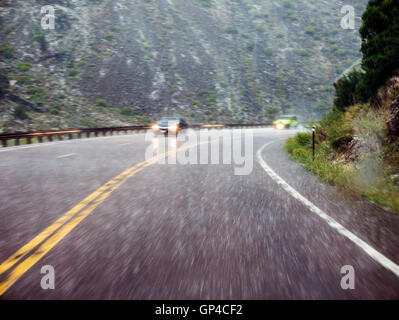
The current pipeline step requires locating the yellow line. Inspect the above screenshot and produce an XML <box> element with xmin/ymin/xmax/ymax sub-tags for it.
<box><xmin>0</xmin><ymin>165</ymin><xmax>148</xmax><ymax>296</ymax></box>
<box><xmin>0</xmin><ymin>139</ymin><xmax>210</xmax><ymax>296</ymax></box>
<box><xmin>0</xmin><ymin>161</ymin><xmax>147</xmax><ymax>276</ymax></box>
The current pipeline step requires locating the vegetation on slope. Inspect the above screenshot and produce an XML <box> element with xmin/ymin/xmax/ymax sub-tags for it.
<box><xmin>0</xmin><ymin>0</ymin><xmax>368</xmax><ymax>132</ymax></box>
<box><xmin>286</xmin><ymin>0</ymin><xmax>399</xmax><ymax>212</ymax></box>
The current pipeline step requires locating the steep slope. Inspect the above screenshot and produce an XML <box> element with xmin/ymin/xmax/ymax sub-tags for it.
<box><xmin>0</xmin><ymin>0</ymin><xmax>368</xmax><ymax>132</ymax></box>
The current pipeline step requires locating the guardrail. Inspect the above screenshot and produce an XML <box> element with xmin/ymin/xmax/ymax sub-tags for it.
<box><xmin>0</xmin><ymin>123</ymin><xmax>272</xmax><ymax>148</ymax></box>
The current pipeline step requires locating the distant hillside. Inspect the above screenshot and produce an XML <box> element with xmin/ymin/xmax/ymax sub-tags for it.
<box><xmin>0</xmin><ymin>0</ymin><xmax>368</xmax><ymax>132</ymax></box>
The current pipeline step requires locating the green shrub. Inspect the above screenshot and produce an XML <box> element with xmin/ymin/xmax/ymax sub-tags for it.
<box><xmin>263</xmin><ymin>47</ymin><xmax>275</xmax><ymax>57</ymax></box>
<box><xmin>246</xmin><ymin>41</ymin><xmax>255</xmax><ymax>52</ymax></box>
<box><xmin>49</xmin><ymin>103</ymin><xmax>61</xmax><ymax>115</ymax></box>
<box><xmin>67</xmin><ymin>69</ymin><xmax>79</xmax><ymax>77</ymax></box>
<box><xmin>96</xmin><ymin>99</ymin><xmax>112</xmax><ymax>108</ymax></box>
<box><xmin>198</xmin><ymin>0</ymin><xmax>212</xmax><ymax>8</ymax></box>
<box><xmin>33</xmin><ymin>32</ymin><xmax>46</xmax><ymax>50</ymax></box>
<box><xmin>334</xmin><ymin>70</ymin><xmax>364</xmax><ymax>112</ymax></box>
<box><xmin>17</xmin><ymin>76</ymin><xmax>34</xmax><ymax>85</ymax></box>
<box><xmin>325</xmin><ymin>116</ymin><xmax>353</xmax><ymax>152</ymax></box>
<box><xmin>76</xmin><ymin>61</ymin><xmax>86</xmax><ymax>68</ymax></box>
<box><xmin>16</xmin><ymin>62</ymin><xmax>31</xmax><ymax>72</ymax></box>
<box><xmin>14</xmin><ymin>105</ymin><xmax>29</xmax><ymax>120</ymax></box>
<box><xmin>105</xmin><ymin>33</ymin><xmax>114</xmax><ymax>41</ymax></box>
<box><xmin>224</xmin><ymin>26</ymin><xmax>238</xmax><ymax>35</ymax></box>
<box><xmin>27</xmin><ymin>87</ymin><xmax>44</xmax><ymax>95</ymax></box>
<box><xmin>293</xmin><ymin>48</ymin><xmax>309</xmax><ymax>57</ymax></box>
<box><xmin>120</xmin><ymin>108</ymin><xmax>136</xmax><ymax>116</ymax></box>
<box><xmin>27</xmin><ymin>87</ymin><xmax>45</xmax><ymax>102</ymax></box>
<box><xmin>295</xmin><ymin>132</ymin><xmax>312</xmax><ymax>147</ymax></box>
<box><xmin>1</xmin><ymin>45</ymin><xmax>13</xmax><ymax>58</ymax></box>
<box><xmin>50</xmin><ymin>108</ymin><xmax>60</xmax><ymax>115</ymax></box>
<box><xmin>33</xmin><ymin>32</ymin><xmax>45</xmax><ymax>43</ymax></box>
<box><xmin>292</xmin><ymin>147</ymin><xmax>309</xmax><ymax>162</ymax></box>
<box><xmin>208</xmin><ymin>91</ymin><xmax>217</xmax><ymax>104</ymax></box>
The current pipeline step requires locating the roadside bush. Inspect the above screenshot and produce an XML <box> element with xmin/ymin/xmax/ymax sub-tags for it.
<box><xmin>325</xmin><ymin>116</ymin><xmax>353</xmax><ymax>152</ymax></box>
<box><xmin>334</xmin><ymin>70</ymin><xmax>364</xmax><ymax>112</ymax></box>
<box><xmin>292</xmin><ymin>147</ymin><xmax>309</xmax><ymax>162</ymax></box>
<box><xmin>295</xmin><ymin>132</ymin><xmax>312</xmax><ymax>147</ymax></box>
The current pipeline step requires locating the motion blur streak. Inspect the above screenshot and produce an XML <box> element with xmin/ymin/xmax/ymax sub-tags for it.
<box><xmin>0</xmin><ymin>139</ymin><xmax>210</xmax><ymax>296</ymax></box>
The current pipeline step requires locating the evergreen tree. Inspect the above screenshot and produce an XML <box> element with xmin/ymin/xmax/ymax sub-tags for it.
<box><xmin>359</xmin><ymin>0</ymin><xmax>399</xmax><ymax>96</ymax></box>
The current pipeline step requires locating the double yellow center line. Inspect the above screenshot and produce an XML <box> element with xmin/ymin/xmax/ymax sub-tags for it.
<box><xmin>0</xmin><ymin>141</ymin><xmax>206</xmax><ymax>296</ymax></box>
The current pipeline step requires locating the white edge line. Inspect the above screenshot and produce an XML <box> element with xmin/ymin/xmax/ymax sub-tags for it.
<box><xmin>257</xmin><ymin>140</ymin><xmax>399</xmax><ymax>278</ymax></box>
<box><xmin>56</xmin><ymin>153</ymin><xmax>77</xmax><ymax>159</ymax></box>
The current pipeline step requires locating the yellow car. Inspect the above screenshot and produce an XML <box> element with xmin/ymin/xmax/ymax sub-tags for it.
<box><xmin>273</xmin><ymin>115</ymin><xmax>298</xmax><ymax>129</ymax></box>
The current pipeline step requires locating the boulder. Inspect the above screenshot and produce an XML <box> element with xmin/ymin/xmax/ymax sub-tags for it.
<box><xmin>343</xmin><ymin>136</ymin><xmax>370</xmax><ymax>162</ymax></box>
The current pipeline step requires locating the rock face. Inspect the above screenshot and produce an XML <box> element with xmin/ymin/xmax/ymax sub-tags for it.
<box><xmin>343</xmin><ymin>136</ymin><xmax>371</xmax><ymax>162</ymax></box>
<box><xmin>0</xmin><ymin>0</ymin><xmax>368</xmax><ymax>130</ymax></box>
<box><xmin>387</xmin><ymin>97</ymin><xmax>399</xmax><ymax>139</ymax></box>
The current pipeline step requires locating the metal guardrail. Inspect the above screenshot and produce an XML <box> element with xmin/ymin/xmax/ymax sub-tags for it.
<box><xmin>0</xmin><ymin>123</ymin><xmax>272</xmax><ymax>148</ymax></box>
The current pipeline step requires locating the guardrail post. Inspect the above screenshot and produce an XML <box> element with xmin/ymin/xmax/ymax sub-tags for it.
<box><xmin>58</xmin><ymin>135</ymin><xmax>64</xmax><ymax>141</ymax></box>
<box><xmin>312</xmin><ymin>126</ymin><xmax>316</xmax><ymax>161</ymax></box>
<box><xmin>48</xmin><ymin>135</ymin><xmax>53</xmax><ymax>142</ymax></box>
<box><xmin>86</xmin><ymin>132</ymin><xmax>90</xmax><ymax>138</ymax></box>
<box><xmin>15</xmin><ymin>138</ymin><xmax>20</xmax><ymax>146</ymax></box>
<box><xmin>1</xmin><ymin>139</ymin><xmax>6</xmax><ymax>148</ymax></box>
<box><xmin>78</xmin><ymin>133</ymin><xmax>81</xmax><ymax>139</ymax></box>
<box><xmin>27</xmin><ymin>137</ymin><xmax>32</xmax><ymax>144</ymax></box>
<box><xmin>68</xmin><ymin>134</ymin><xmax>73</xmax><ymax>140</ymax></box>
<box><xmin>38</xmin><ymin>137</ymin><xmax>43</xmax><ymax>143</ymax></box>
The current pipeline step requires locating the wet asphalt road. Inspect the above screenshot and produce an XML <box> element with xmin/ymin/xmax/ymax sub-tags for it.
<box><xmin>0</xmin><ymin>128</ymin><xmax>399</xmax><ymax>299</ymax></box>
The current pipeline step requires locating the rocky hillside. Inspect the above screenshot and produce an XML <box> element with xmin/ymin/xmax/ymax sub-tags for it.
<box><xmin>285</xmin><ymin>74</ymin><xmax>399</xmax><ymax>212</ymax></box>
<box><xmin>0</xmin><ymin>0</ymin><xmax>368</xmax><ymax>132</ymax></box>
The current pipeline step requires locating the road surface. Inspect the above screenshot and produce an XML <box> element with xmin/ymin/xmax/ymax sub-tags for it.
<box><xmin>0</xmin><ymin>128</ymin><xmax>399</xmax><ymax>299</ymax></box>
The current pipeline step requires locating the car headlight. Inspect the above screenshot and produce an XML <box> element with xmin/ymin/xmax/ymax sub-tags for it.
<box><xmin>152</xmin><ymin>124</ymin><xmax>160</xmax><ymax>130</ymax></box>
<box><xmin>276</xmin><ymin>123</ymin><xmax>285</xmax><ymax>129</ymax></box>
<box><xmin>169</xmin><ymin>125</ymin><xmax>178</xmax><ymax>131</ymax></box>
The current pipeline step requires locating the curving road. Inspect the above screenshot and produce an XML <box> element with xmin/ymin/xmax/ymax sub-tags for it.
<box><xmin>0</xmin><ymin>128</ymin><xmax>399</xmax><ymax>299</ymax></box>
